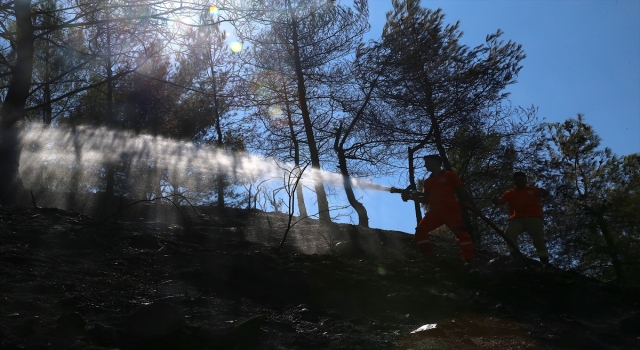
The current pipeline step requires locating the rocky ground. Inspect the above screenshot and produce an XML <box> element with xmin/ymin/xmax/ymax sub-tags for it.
<box><xmin>1</xmin><ymin>204</ymin><xmax>640</xmax><ymax>349</ymax></box>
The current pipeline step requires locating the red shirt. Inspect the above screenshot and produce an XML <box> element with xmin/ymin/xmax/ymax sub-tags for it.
<box><xmin>500</xmin><ymin>186</ymin><xmax>544</xmax><ymax>219</ymax></box>
<box><xmin>423</xmin><ymin>171</ymin><xmax>464</xmax><ymax>210</ymax></box>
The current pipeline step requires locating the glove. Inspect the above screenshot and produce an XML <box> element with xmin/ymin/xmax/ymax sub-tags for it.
<box><xmin>401</xmin><ymin>192</ymin><xmax>410</xmax><ymax>202</ymax></box>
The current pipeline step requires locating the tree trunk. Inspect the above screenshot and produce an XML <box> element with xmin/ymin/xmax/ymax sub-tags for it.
<box><xmin>407</xmin><ymin>126</ymin><xmax>435</xmax><ymax>225</ymax></box>
<box><xmin>334</xmin><ymin>128</ymin><xmax>369</xmax><ymax>227</ymax></box>
<box><xmin>294</xmin><ymin>175</ymin><xmax>307</xmax><ymax>217</ymax></box>
<box><xmin>43</xmin><ymin>81</ymin><xmax>52</xmax><ymax>125</ymax></box>
<box><xmin>66</xmin><ymin>125</ymin><xmax>82</xmax><ymax>211</ymax></box>
<box><xmin>285</xmin><ymin>95</ymin><xmax>307</xmax><ymax>218</ymax></box>
<box><xmin>594</xmin><ymin>208</ymin><xmax>627</xmax><ymax>284</ymax></box>
<box><xmin>154</xmin><ymin>166</ymin><xmax>163</xmax><ymax>200</ymax></box>
<box><xmin>287</xmin><ymin>0</ymin><xmax>330</xmax><ymax>222</ymax></box>
<box><xmin>103</xmin><ymin>14</ymin><xmax>116</xmax><ymax>208</ymax></box>
<box><xmin>211</xmin><ymin>71</ymin><xmax>225</xmax><ymax>210</ymax></box>
<box><xmin>407</xmin><ymin>146</ymin><xmax>423</xmax><ymax>225</ymax></box>
<box><xmin>40</xmin><ymin>28</ymin><xmax>54</xmax><ymax>126</ymax></box>
<box><xmin>0</xmin><ymin>0</ymin><xmax>34</xmax><ymax>205</ymax></box>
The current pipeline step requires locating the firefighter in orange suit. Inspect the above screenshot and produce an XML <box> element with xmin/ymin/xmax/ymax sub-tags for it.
<box><xmin>492</xmin><ymin>171</ymin><xmax>550</xmax><ymax>266</ymax></box>
<box><xmin>401</xmin><ymin>155</ymin><xmax>478</xmax><ymax>263</ymax></box>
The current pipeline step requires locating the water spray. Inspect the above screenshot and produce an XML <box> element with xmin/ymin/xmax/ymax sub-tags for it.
<box><xmin>17</xmin><ymin>123</ymin><xmax>398</xmax><ymax>208</ymax></box>
<box><xmin>348</xmin><ymin>179</ymin><xmax>392</xmax><ymax>192</ymax></box>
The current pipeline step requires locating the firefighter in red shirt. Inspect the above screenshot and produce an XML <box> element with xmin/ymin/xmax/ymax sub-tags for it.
<box><xmin>402</xmin><ymin>155</ymin><xmax>478</xmax><ymax>263</ymax></box>
<box><xmin>493</xmin><ymin>171</ymin><xmax>550</xmax><ymax>266</ymax></box>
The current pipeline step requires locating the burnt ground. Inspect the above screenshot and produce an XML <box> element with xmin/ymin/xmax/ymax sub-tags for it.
<box><xmin>1</xmin><ymin>204</ymin><xmax>640</xmax><ymax>350</ymax></box>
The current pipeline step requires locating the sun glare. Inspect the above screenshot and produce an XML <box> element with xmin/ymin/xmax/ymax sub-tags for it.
<box><xmin>268</xmin><ymin>105</ymin><xmax>284</xmax><ymax>119</ymax></box>
<box><xmin>168</xmin><ymin>17</ymin><xmax>188</xmax><ymax>34</ymax></box>
<box><xmin>230</xmin><ymin>41</ymin><xmax>243</xmax><ymax>53</ymax></box>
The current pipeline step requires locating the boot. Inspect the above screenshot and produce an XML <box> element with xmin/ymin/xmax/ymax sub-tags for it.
<box><xmin>539</xmin><ymin>256</ymin><xmax>551</xmax><ymax>271</ymax></box>
<box><xmin>508</xmin><ymin>251</ymin><xmax>527</xmax><ymax>268</ymax></box>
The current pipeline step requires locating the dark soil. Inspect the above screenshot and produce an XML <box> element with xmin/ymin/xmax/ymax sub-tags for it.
<box><xmin>1</xmin><ymin>204</ymin><xmax>639</xmax><ymax>349</ymax></box>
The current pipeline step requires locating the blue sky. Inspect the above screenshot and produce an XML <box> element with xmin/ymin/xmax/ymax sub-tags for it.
<box><xmin>349</xmin><ymin>0</ymin><xmax>640</xmax><ymax>233</ymax></box>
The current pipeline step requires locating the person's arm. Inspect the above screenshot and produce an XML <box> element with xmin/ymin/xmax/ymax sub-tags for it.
<box><xmin>492</xmin><ymin>195</ymin><xmax>507</xmax><ymax>205</ymax></box>
<box><xmin>402</xmin><ymin>191</ymin><xmax>429</xmax><ymax>204</ymax></box>
<box><xmin>538</xmin><ymin>187</ymin><xmax>550</xmax><ymax>199</ymax></box>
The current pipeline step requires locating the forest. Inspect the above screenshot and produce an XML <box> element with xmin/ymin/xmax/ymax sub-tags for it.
<box><xmin>0</xmin><ymin>0</ymin><xmax>638</xmax><ymax>286</ymax></box>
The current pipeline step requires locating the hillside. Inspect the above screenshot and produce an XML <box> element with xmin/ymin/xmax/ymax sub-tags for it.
<box><xmin>1</xmin><ymin>204</ymin><xmax>639</xmax><ymax>349</ymax></box>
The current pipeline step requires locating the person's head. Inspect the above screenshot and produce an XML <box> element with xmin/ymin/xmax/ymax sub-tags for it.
<box><xmin>513</xmin><ymin>171</ymin><xmax>528</xmax><ymax>188</ymax></box>
<box><xmin>423</xmin><ymin>155</ymin><xmax>443</xmax><ymax>172</ymax></box>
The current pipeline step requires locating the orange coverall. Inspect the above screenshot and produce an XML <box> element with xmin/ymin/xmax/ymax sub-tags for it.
<box><xmin>498</xmin><ymin>186</ymin><xmax>548</xmax><ymax>260</ymax></box>
<box><xmin>414</xmin><ymin>171</ymin><xmax>474</xmax><ymax>261</ymax></box>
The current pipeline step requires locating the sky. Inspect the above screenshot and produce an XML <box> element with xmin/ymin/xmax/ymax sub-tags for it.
<box><xmin>344</xmin><ymin>0</ymin><xmax>640</xmax><ymax>234</ymax></box>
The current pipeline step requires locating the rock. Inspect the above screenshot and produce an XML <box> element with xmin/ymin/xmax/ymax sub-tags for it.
<box><xmin>232</xmin><ymin>314</ymin><xmax>266</xmax><ymax>342</ymax></box>
<box><xmin>128</xmin><ymin>234</ymin><xmax>161</xmax><ymax>250</ymax></box>
<box><xmin>87</xmin><ymin>323</ymin><xmax>117</xmax><ymax>347</ymax></box>
<box><xmin>334</xmin><ymin>241</ymin><xmax>366</xmax><ymax>258</ymax></box>
<box><xmin>122</xmin><ymin>301</ymin><xmax>186</xmax><ymax>341</ymax></box>
<box><xmin>193</xmin><ymin>314</ymin><xmax>266</xmax><ymax>348</ymax></box>
<box><xmin>29</xmin><ymin>282</ymin><xmax>57</xmax><ymax>295</ymax></box>
<box><xmin>68</xmin><ymin>340</ymin><xmax>91</xmax><ymax>349</ymax></box>
<box><xmin>620</xmin><ymin>313</ymin><xmax>640</xmax><ymax>335</ymax></box>
<box><xmin>16</xmin><ymin>316</ymin><xmax>46</xmax><ymax>338</ymax></box>
<box><xmin>56</xmin><ymin>295</ymin><xmax>83</xmax><ymax>311</ymax></box>
<box><xmin>56</xmin><ymin>312</ymin><xmax>86</xmax><ymax>333</ymax></box>
<box><xmin>556</xmin><ymin>328</ymin><xmax>607</xmax><ymax>349</ymax></box>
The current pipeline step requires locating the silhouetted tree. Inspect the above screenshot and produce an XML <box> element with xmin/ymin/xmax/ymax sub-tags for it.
<box><xmin>0</xmin><ymin>0</ymin><xmax>216</xmax><ymax>205</ymax></box>
<box><xmin>540</xmin><ymin>115</ymin><xmax>640</xmax><ymax>284</ymax></box>
<box><xmin>229</xmin><ymin>0</ymin><xmax>369</xmax><ymax>222</ymax></box>
<box><xmin>0</xmin><ymin>0</ymin><xmax>35</xmax><ymax>205</ymax></box>
<box><xmin>369</xmin><ymin>0</ymin><xmax>526</xmax><ymax>229</ymax></box>
<box><xmin>328</xmin><ymin>45</ymin><xmax>395</xmax><ymax>227</ymax></box>
<box><xmin>243</xmin><ymin>60</ymin><xmax>310</xmax><ymax>217</ymax></box>
<box><xmin>27</xmin><ymin>0</ymin><xmax>84</xmax><ymax>125</ymax></box>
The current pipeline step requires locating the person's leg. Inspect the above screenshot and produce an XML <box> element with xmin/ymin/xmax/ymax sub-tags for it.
<box><xmin>443</xmin><ymin>210</ymin><xmax>474</xmax><ymax>261</ymax></box>
<box><xmin>504</xmin><ymin>219</ymin><xmax>525</xmax><ymax>258</ymax></box>
<box><xmin>414</xmin><ymin>210</ymin><xmax>444</xmax><ymax>255</ymax></box>
<box><xmin>524</xmin><ymin>217</ymin><xmax>549</xmax><ymax>264</ymax></box>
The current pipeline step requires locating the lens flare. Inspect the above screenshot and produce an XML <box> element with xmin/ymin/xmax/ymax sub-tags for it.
<box><xmin>267</xmin><ymin>105</ymin><xmax>284</xmax><ymax>119</ymax></box>
<box><xmin>255</xmin><ymin>85</ymin><xmax>271</xmax><ymax>99</ymax></box>
<box><xmin>209</xmin><ymin>6</ymin><xmax>219</xmax><ymax>16</ymax></box>
<box><xmin>230</xmin><ymin>41</ymin><xmax>243</xmax><ymax>53</ymax></box>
